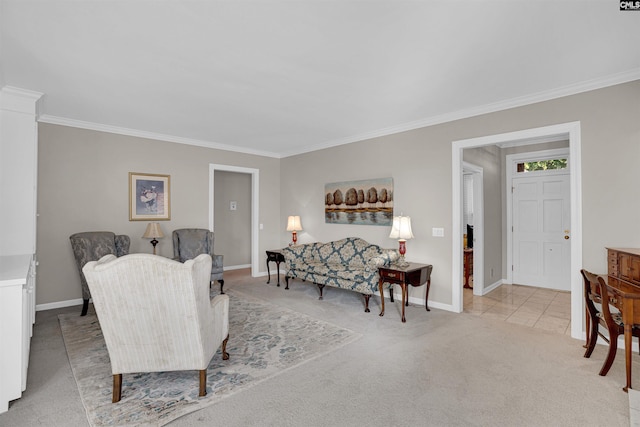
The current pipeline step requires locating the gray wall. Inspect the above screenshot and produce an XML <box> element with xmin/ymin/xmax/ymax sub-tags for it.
<box><xmin>35</xmin><ymin>80</ymin><xmax>640</xmax><ymax>308</ymax></box>
<box><xmin>36</xmin><ymin>123</ymin><xmax>281</xmax><ymax>305</ymax></box>
<box><xmin>214</xmin><ymin>170</ymin><xmax>251</xmax><ymax>266</ymax></box>
<box><xmin>280</xmin><ymin>80</ymin><xmax>640</xmax><ymax>306</ymax></box>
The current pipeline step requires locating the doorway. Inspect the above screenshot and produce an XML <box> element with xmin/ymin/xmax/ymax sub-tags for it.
<box><xmin>209</xmin><ymin>164</ymin><xmax>260</xmax><ymax>277</ymax></box>
<box><xmin>452</xmin><ymin>121</ymin><xmax>583</xmax><ymax>340</ymax></box>
<box><xmin>462</xmin><ymin>162</ymin><xmax>484</xmax><ymax>295</ymax></box>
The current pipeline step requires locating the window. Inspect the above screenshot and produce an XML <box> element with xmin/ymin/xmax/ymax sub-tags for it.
<box><xmin>516</xmin><ymin>158</ymin><xmax>568</xmax><ymax>173</ymax></box>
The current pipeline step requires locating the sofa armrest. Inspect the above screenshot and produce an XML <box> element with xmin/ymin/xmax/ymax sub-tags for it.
<box><xmin>282</xmin><ymin>242</ymin><xmax>319</xmax><ymax>263</ymax></box>
<box><xmin>366</xmin><ymin>250</ymin><xmax>400</xmax><ymax>270</ymax></box>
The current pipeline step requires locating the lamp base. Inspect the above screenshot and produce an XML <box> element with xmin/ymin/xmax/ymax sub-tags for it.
<box><xmin>150</xmin><ymin>239</ymin><xmax>158</xmax><ymax>255</ymax></box>
<box><xmin>395</xmin><ymin>239</ymin><xmax>409</xmax><ymax>267</ymax></box>
<box><xmin>395</xmin><ymin>255</ymin><xmax>410</xmax><ymax>268</ymax></box>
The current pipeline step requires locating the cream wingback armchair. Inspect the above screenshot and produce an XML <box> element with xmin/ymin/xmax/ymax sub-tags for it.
<box><xmin>83</xmin><ymin>253</ymin><xmax>230</xmax><ymax>403</ymax></box>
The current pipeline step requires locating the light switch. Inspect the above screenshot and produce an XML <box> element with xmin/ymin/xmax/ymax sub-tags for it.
<box><xmin>432</xmin><ymin>227</ymin><xmax>444</xmax><ymax>237</ymax></box>
<box><xmin>230</xmin><ymin>201</ymin><xmax>237</xmax><ymax>211</ymax></box>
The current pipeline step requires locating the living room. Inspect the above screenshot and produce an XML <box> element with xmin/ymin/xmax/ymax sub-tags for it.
<box><xmin>2</xmin><ymin>1</ymin><xmax>640</xmax><ymax>426</ymax></box>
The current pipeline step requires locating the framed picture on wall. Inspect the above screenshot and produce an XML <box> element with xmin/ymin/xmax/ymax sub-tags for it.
<box><xmin>325</xmin><ymin>177</ymin><xmax>393</xmax><ymax>225</ymax></box>
<box><xmin>129</xmin><ymin>172</ymin><xmax>171</xmax><ymax>221</ymax></box>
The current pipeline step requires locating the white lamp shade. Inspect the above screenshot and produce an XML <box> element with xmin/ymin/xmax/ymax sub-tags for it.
<box><xmin>286</xmin><ymin>215</ymin><xmax>303</xmax><ymax>231</ymax></box>
<box><xmin>389</xmin><ymin>216</ymin><xmax>414</xmax><ymax>240</ymax></box>
<box><xmin>142</xmin><ymin>222</ymin><xmax>164</xmax><ymax>239</ymax></box>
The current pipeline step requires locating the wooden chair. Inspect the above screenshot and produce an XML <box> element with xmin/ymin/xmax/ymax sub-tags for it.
<box><xmin>581</xmin><ymin>269</ymin><xmax>607</xmax><ymax>357</ymax></box>
<box><xmin>595</xmin><ymin>274</ymin><xmax>640</xmax><ymax>376</ymax></box>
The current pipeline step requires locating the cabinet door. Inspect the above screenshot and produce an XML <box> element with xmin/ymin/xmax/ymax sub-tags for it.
<box><xmin>631</xmin><ymin>256</ymin><xmax>640</xmax><ymax>284</ymax></box>
<box><xmin>619</xmin><ymin>253</ymin><xmax>640</xmax><ymax>284</ymax></box>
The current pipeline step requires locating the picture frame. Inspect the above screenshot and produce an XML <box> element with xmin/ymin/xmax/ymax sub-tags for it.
<box><xmin>325</xmin><ymin>177</ymin><xmax>393</xmax><ymax>225</ymax></box>
<box><xmin>129</xmin><ymin>172</ymin><xmax>171</xmax><ymax>221</ymax></box>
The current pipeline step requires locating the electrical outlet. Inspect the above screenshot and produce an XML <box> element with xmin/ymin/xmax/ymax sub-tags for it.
<box><xmin>432</xmin><ymin>227</ymin><xmax>444</xmax><ymax>237</ymax></box>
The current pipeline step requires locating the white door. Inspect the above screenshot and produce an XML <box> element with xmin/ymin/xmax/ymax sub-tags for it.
<box><xmin>512</xmin><ymin>173</ymin><xmax>570</xmax><ymax>290</ymax></box>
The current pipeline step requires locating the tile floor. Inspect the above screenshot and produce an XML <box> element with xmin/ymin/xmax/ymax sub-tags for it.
<box><xmin>463</xmin><ymin>283</ymin><xmax>572</xmax><ymax>336</ymax></box>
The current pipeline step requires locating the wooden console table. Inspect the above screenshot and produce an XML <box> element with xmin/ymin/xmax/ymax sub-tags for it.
<box><xmin>265</xmin><ymin>249</ymin><xmax>285</xmax><ymax>287</ymax></box>
<box><xmin>378</xmin><ymin>262</ymin><xmax>433</xmax><ymax>323</ymax></box>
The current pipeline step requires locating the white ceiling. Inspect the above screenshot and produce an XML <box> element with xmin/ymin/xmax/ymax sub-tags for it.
<box><xmin>2</xmin><ymin>1</ymin><xmax>639</xmax><ymax>158</ymax></box>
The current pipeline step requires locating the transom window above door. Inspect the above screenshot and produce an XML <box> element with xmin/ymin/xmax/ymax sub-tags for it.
<box><xmin>516</xmin><ymin>158</ymin><xmax>568</xmax><ymax>173</ymax></box>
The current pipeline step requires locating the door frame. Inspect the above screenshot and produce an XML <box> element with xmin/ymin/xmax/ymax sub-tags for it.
<box><xmin>209</xmin><ymin>164</ymin><xmax>260</xmax><ymax>277</ymax></box>
<box><xmin>451</xmin><ymin>121</ymin><xmax>583</xmax><ymax>339</ymax></box>
<box><xmin>506</xmin><ymin>147</ymin><xmax>570</xmax><ymax>287</ymax></box>
<box><xmin>462</xmin><ymin>161</ymin><xmax>484</xmax><ymax>295</ymax></box>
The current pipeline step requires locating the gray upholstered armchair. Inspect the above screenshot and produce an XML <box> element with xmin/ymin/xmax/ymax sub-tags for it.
<box><xmin>69</xmin><ymin>231</ymin><xmax>130</xmax><ymax>316</ymax></box>
<box><xmin>172</xmin><ymin>228</ymin><xmax>224</xmax><ymax>293</ymax></box>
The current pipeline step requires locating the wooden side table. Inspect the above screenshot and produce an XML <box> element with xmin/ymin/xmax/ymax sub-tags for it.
<box><xmin>266</xmin><ymin>249</ymin><xmax>285</xmax><ymax>287</ymax></box>
<box><xmin>378</xmin><ymin>262</ymin><xmax>433</xmax><ymax>322</ymax></box>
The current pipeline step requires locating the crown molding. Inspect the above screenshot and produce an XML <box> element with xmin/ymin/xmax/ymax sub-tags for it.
<box><xmin>279</xmin><ymin>69</ymin><xmax>640</xmax><ymax>158</ymax></box>
<box><xmin>36</xmin><ymin>69</ymin><xmax>639</xmax><ymax>159</ymax></box>
<box><xmin>37</xmin><ymin>115</ymin><xmax>282</xmax><ymax>159</ymax></box>
<box><xmin>1</xmin><ymin>86</ymin><xmax>44</xmax><ymax>115</ymax></box>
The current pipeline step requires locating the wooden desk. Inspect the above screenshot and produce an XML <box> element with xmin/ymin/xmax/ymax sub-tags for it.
<box><xmin>378</xmin><ymin>263</ymin><xmax>433</xmax><ymax>323</ymax></box>
<box><xmin>265</xmin><ymin>250</ymin><xmax>285</xmax><ymax>287</ymax></box>
<box><xmin>601</xmin><ymin>275</ymin><xmax>640</xmax><ymax>391</ymax></box>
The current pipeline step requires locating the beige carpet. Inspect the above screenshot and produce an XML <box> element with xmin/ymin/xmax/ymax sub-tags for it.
<box><xmin>2</xmin><ymin>269</ymin><xmax>635</xmax><ymax>426</ymax></box>
<box><xmin>59</xmin><ymin>289</ymin><xmax>360</xmax><ymax>426</ymax></box>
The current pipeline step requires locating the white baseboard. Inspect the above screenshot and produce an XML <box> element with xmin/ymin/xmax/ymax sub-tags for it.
<box><xmin>385</xmin><ymin>290</ymin><xmax>455</xmax><ymax>313</ymax></box>
<box><xmin>481</xmin><ymin>279</ymin><xmax>503</xmax><ymax>295</ymax></box>
<box><xmin>224</xmin><ymin>264</ymin><xmax>251</xmax><ymax>271</ymax></box>
<box><xmin>36</xmin><ymin>298</ymin><xmax>83</xmax><ymax>312</ymax></box>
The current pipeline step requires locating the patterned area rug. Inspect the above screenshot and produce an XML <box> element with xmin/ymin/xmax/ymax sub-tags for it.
<box><xmin>59</xmin><ymin>289</ymin><xmax>361</xmax><ymax>426</ymax></box>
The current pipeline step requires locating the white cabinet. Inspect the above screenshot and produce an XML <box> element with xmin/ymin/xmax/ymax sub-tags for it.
<box><xmin>0</xmin><ymin>87</ymin><xmax>42</xmax><ymax>413</ymax></box>
<box><xmin>0</xmin><ymin>86</ymin><xmax>42</xmax><ymax>256</ymax></box>
<box><xmin>0</xmin><ymin>254</ymin><xmax>36</xmax><ymax>413</ymax></box>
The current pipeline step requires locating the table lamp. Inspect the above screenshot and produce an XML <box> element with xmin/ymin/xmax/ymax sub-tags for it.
<box><xmin>389</xmin><ymin>215</ymin><xmax>414</xmax><ymax>267</ymax></box>
<box><xmin>286</xmin><ymin>215</ymin><xmax>302</xmax><ymax>245</ymax></box>
<box><xmin>142</xmin><ymin>222</ymin><xmax>164</xmax><ymax>255</ymax></box>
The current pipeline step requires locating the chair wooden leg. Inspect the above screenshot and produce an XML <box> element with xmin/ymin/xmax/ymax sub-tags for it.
<box><xmin>112</xmin><ymin>374</ymin><xmax>122</xmax><ymax>403</ymax></box>
<box><xmin>81</xmin><ymin>298</ymin><xmax>89</xmax><ymax>316</ymax></box>
<box><xmin>199</xmin><ymin>369</ymin><xmax>207</xmax><ymax>397</ymax></box>
<box><xmin>584</xmin><ymin>311</ymin><xmax>591</xmax><ymax>349</ymax></box>
<box><xmin>600</xmin><ymin>331</ymin><xmax>619</xmax><ymax>376</ymax></box>
<box><xmin>222</xmin><ymin>334</ymin><xmax>230</xmax><ymax>360</ymax></box>
<box><xmin>584</xmin><ymin>318</ymin><xmax>599</xmax><ymax>358</ymax></box>
<box><xmin>218</xmin><ymin>279</ymin><xmax>224</xmax><ymax>294</ymax></box>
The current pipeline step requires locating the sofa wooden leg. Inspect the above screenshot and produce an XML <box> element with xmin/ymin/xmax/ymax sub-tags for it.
<box><xmin>285</xmin><ymin>275</ymin><xmax>290</xmax><ymax>290</ymax></box>
<box><xmin>363</xmin><ymin>294</ymin><xmax>371</xmax><ymax>312</ymax></box>
<box><xmin>199</xmin><ymin>369</ymin><xmax>207</xmax><ymax>397</ymax></box>
<box><xmin>221</xmin><ymin>334</ymin><xmax>230</xmax><ymax>360</ymax></box>
<box><xmin>112</xmin><ymin>374</ymin><xmax>122</xmax><ymax>403</ymax></box>
<box><xmin>218</xmin><ymin>279</ymin><xmax>224</xmax><ymax>294</ymax></box>
<box><xmin>318</xmin><ymin>284</ymin><xmax>324</xmax><ymax>300</ymax></box>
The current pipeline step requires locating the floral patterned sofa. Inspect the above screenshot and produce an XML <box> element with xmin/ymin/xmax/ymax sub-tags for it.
<box><xmin>282</xmin><ymin>237</ymin><xmax>399</xmax><ymax>312</ymax></box>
